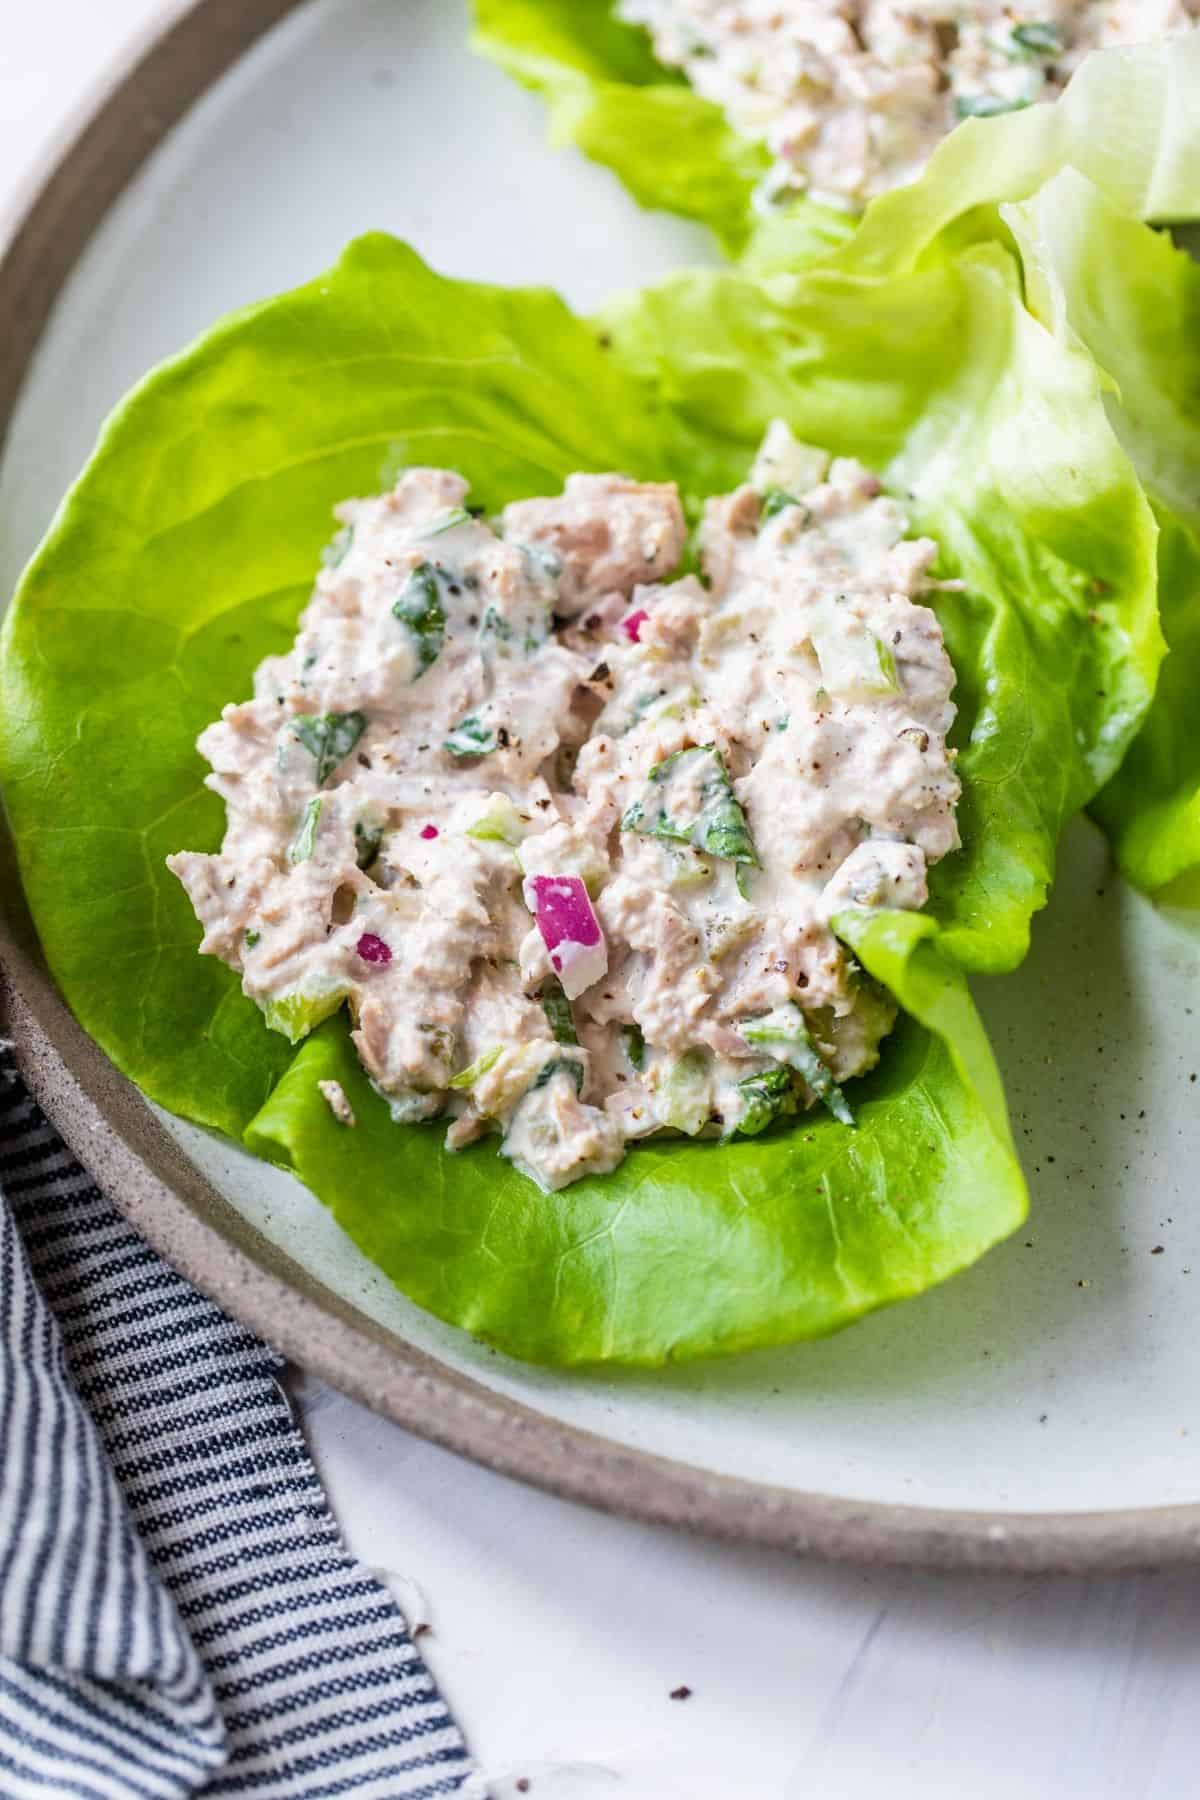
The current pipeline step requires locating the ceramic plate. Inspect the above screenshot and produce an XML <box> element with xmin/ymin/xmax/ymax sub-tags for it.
<box><xmin>4</xmin><ymin>0</ymin><xmax>1200</xmax><ymax>1571</ymax></box>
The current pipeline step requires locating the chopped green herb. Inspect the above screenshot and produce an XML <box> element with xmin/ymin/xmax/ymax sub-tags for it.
<box><xmin>1011</xmin><ymin>20</ymin><xmax>1064</xmax><ymax>53</ymax></box>
<box><xmin>392</xmin><ymin>562</ymin><xmax>446</xmax><ymax>675</ymax></box>
<box><xmin>290</xmin><ymin>796</ymin><xmax>322</xmax><ymax>864</ymax></box>
<box><xmin>760</xmin><ymin>488</ymin><xmax>802</xmax><ymax>523</ymax></box>
<box><xmin>354</xmin><ymin>818</ymin><xmax>383</xmax><ymax>869</ymax></box>
<box><xmin>735</xmin><ymin>864</ymin><xmax>753</xmax><ymax>901</ymax></box>
<box><xmin>426</xmin><ymin>507</ymin><xmax>474</xmax><ymax>536</ymax></box>
<box><xmin>480</xmin><ymin>606</ymin><xmax>513</xmax><ymax>642</ymax></box>
<box><xmin>465</xmin><ymin>794</ymin><xmax>524</xmax><ymax>845</ymax></box>
<box><xmin>301</xmin><ymin>649</ymin><xmax>318</xmax><ymax>673</ymax></box>
<box><xmin>621</xmin><ymin>1022</ymin><xmax>645</xmax><ymax>1072</ymax></box>
<box><xmin>320</xmin><ymin>524</ymin><xmax>353</xmax><ymax>569</ymax></box>
<box><xmin>726</xmin><ymin>1066</ymin><xmax>796</xmax><ymax>1139</ymax></box>
<box><xmin>518</xmin><ymin>542</ymin><xmax>562</xmax><ymax>592</ymax></box>
<box><xmin>873</xmin><ymin>636</ymin><xmax>901</xmax><ymax>692</ymax></box>
<box><xmin>742</xmin><ymin>1003</ymin><xmax>855</xmax><ymax>1126</ymax></box>
<box><xmin>448</xmin><ymin>1045</ymin><xmax>503</xmax><ymax>1091</ymax></box>
<box><xmin>244</xmin><ymin>929</ymin><xmax>261</xmax><ymax>948</ymax></box>
<box><xmin>619</xmin><ymin>690</ymin><xmax>665</xmax><ymax>735</ymax></box>
<box><xmin>291</xmin><ymin>710</ymin><xmax>367</xmax><ymax>785</ymax></box>
<box><xmin>622</xmin><ymin>745</ymin><xmax>757</xmax><ymax>867</ymax></box>
<box><xmin>955</xmin><ymin>92</ymin><xmax>1032</xmax><ymax>118</ymax></box>
<box><xmin>443</xmin><ymin>714</ymin><xmax>497</xmax><ymax>758</ymax></box>
<box><xmin>532</xmin><ymin>1053</ymin><xmax>585</xmax><ymax>1096</ymax></box>
<box><xmin>539</xmin><ymin>976</ymin><xmax>578</xmax><ymax>1045</ymax></box>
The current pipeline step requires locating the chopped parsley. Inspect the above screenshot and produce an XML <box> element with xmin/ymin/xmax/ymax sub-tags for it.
<box><xmin>622</xmin><ymin>745</ymin><xmax>758</xmax><ymax>867</ymax></box>
<box><xmin>540</xmin><ymin>976</ymin><xmax>578</xmax><ymax>1046</ymax></box>
<box><xmin>291</xmin><ymin>710</ymin><xmax>367</xmax><ymax>786</ymax></box>
<box><xmin>392</xmin><ymin>562</ymin><xmax>446</xmax><ymax>675</ymax></box>
<box><xmin>443</xmin><ymin>714</ymin><xmax>498</xmax><ymax>759</ymax></box>
<box><xmin>1011</xmin><ymin>20</ymin><xmax>1064</xmax><ymax>54</ymax></box>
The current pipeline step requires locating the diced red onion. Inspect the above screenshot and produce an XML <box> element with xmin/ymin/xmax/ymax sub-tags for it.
<box><xmin>621</xmin><ymin>608</ymin><xmax>650</xmax><ymax>644</ymax></box>
<box><xmin>420</xmin><ymin>824</ymin><xmax>439</xmax><ymax>840</ymax></box>
<box><xmin>522</xmin><ymin>873</ymin><xmax>607</xmax><ymax>999</ymax></box>
<box><xmin>356</xmin><ymin>932</ymin><xmax>392</xmax><ymax>966</ymax></box>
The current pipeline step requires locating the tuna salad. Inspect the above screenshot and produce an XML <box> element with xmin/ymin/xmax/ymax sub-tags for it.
<box><xmin>618</xmin><ymin>0</ymin><xmax>1198</xmax><ymax>208</ymax></box>
<box><xmin>168</xmin><ymin>424</ymin><xmax>961</xmax><ymax>1191</ymax></box>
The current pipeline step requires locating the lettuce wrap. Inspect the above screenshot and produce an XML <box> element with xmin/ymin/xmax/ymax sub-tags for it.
<box><xmin>472</xmin><ymin>8</ymin><xmax>1200</xmax><ymax>262</ymax></box>
<box><xmin>0</xmin><ymin>233</ymin><xmax>1160</xmax><ymax>1364</ymax></box>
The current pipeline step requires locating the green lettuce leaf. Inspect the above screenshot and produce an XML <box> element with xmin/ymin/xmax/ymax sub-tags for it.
<box><xmin>994</xmin><ymin>170</ymin><xmax>1200</xmax><ymax>899</ymax></box>
<box><xmin>470</xmin><ymin>0</ymin><xmax>855</xmax><ymax>258</ymax></box>
<box><xmin>0</xmin><ymin>233</ymin><xmax>1156</xmax><ymax>1362</ymax></box>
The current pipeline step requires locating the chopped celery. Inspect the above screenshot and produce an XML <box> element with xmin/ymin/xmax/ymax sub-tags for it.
<box><xmin>465</xmin><ymin>793</ymin><xmax>524</xmax><ymax>845</ymax></box>
<box><xmin>665</xmin><ymin>842</ymin><xmax>713</xmax><ymax>888</ymax></box>
<box><xmin>811</xmin><ymin>606</ymin><xmax>902</xmax><ymax>702</ymax></box>
<box><xmin>448</xmin><ymin>1046</ymin><xmax>504</xmax><ymax>1091</ymax></box>
<box><xmin>661</xmin><ymin>1048</ymin><xmax>711</xmax><ymax>1135</ymax></box>
<box><xmin>261</xmin><ymin>986</ymin><xmax>344</xmax><ymax>1045</ymax></box>
<box><xmin>289</xmin><ymin>796</ymin><xmax>322</xmax><ymax>864</ymax></box>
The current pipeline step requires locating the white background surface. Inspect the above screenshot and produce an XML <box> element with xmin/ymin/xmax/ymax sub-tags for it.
<box><xmin>5</xmin><ymin>5</ymin><xmax>1200</xmax><ymax>1796</ymax></box>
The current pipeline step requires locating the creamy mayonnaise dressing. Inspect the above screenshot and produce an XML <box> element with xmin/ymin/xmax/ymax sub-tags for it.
<box><xmin>169</xmin><ymin>425</ymin><xmax>960</xmax><ymax>1190</ymax></box>
<box><xmin>618</xmin><ymin>0</ymin><xmax>1197</xmax><ymax>207</ymax></box>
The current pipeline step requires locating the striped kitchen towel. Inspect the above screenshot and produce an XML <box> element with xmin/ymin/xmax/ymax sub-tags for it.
<box><xmin>0</xmin><ymin>1044</ymin><xmax>479</xmax><ymax>1800</ymax></box>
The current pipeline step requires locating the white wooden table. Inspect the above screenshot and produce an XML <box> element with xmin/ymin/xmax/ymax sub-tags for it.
<box><xmin>6</xmin><ymin>8</ymin><xmax>1200</xmax><ymax>1796</ymax></box>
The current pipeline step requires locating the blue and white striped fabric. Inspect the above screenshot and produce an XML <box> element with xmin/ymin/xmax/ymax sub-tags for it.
<box><xmin>0</xmin><ymin>1044</ymin><xmax>478</xmax><ymax>1799</ymax></box>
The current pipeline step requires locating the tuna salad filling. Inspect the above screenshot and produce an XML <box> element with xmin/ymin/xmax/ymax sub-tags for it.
<box><xmin>169</xmin><ymin>424</ymin><xmax>961</xmax><ymax>1191</ymax></box>
<box><xmin>618</xmin><ymin>0</ymin><xmax>1198</xmax><ymax>208</ymax></box>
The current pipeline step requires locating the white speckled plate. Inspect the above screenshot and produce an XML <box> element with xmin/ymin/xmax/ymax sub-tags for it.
<box><xmin>4</xmin><ymin>0</ymin><xmax>1200</xmax><ymax>1567</ymax></box>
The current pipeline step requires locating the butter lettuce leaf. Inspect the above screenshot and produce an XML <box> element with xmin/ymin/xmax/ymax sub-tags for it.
<box><xmin>470</xmin><ymin>0</ymin><xmax>855</xmax><ymax>258</ymax></box>
<box><xmin>0</xmin><ymin>233</ymin><xmax>1157</xmax><ymax>1362</ymax></box>
<box><xmin>995</xmin><ymin>171</ymin><xmax>1200</xmax><ymax>900</ymax></box>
